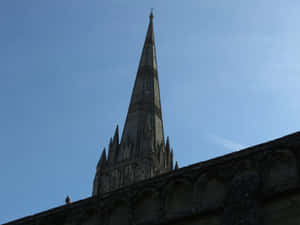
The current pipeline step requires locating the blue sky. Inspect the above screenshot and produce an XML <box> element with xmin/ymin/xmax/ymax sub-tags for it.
<box><xmin>1</xmin><ymin>0</ymin><xmax>300</xmax><ymax>223</ymax></box>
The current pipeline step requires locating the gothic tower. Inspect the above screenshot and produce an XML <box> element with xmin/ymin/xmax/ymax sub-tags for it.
<box><xmin>92</xmin><ymin>12</ymin><xmax>174</xmax><ymax>196</ymax></box>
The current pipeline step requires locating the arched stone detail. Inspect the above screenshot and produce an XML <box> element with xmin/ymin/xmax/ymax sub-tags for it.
<box><xmin>194</xmin><ymin>174</ymin><xmax>208</xmax><ymax>203</ymax></box>
<box><xmin>81</xmin><ymin>214</ymin><xmax>101</xmax><ymax>225</ymax></box>
<box><xmin>263</xmin><ymin>149</ymin><xmax>298</xmax><ymax>191</ymax></box>
<box><xmin>63</xmin><ymin>207</ymin><xmax>102</xmax><ymax>225</ymax></box>
<box><xmin>218</xmin><ymin>159</ymin><xmax>257</xmax><ymax>181</ymax></box>
<box><xmin>202</xmin><ymin>178</ymin><xmax>226</xmax><ymax>208</ymax></box>
<box><xmin>221</xmin><ymin>170</ymin><xmax>261</xmax><ymax>225</ymax></box>
<box><xmin>107</xmin><ymin>200</ymin><xmax>130</xmax><ymax>225</ymax></box>
<box><xmin>194</xmin><ymin>174</ymin><xmax>226</xmax><ymax>209</ymax></box>
<box><xmin>164</xmin><ymin>178</ymin><xmax>193</xmax><ymax>213</ymax></box>
<box><xmin>133</xmin><ymin>188</ymin><xmax>160</xmax><ymax>224</ymax></box>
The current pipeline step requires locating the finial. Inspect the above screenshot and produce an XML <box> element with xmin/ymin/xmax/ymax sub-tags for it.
<box><xmin>114</xmin><ymin>125</ymin><xmax>119</xmax><ymax>140</ymax></box>
<box><xmin>175</xmin><ymin>161</ymin><xmax>179</xmax><ymax>170</ymax></box>
<box><xmin>101</xmin><ymin>148</ymin><xmax>106</xmax><ymax>160</ymax></box>
<box><xmin>150</xmin><ymin>8</ymin><xmax>154</xmax><ymax>21</ymax></box>
<box><xmin>65</xmin><ymin>195</ymin><xmax>71</xmax><ymax>204</ymax></box>
<box><xmin>166</xmin><ymin>136</ymin><xmax>170</xmax><ymax>151</ymax></box>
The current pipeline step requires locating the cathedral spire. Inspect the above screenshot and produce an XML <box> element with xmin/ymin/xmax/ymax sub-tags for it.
<box><xmin>93</xmin><ymin>13</ymin><xmax>173</xmax><ymax>196</ymax></box>
<box><xmin>120</xmin><ymin>11</ymin><xmax>164</xmax><ymax>156</ymax></box>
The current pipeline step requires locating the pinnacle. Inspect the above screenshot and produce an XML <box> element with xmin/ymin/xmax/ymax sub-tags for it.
<box><xmin>166</xmin><ymin>136</ymin><xmax>170</xmax><ymax>152</ymax></box>
<box><xmin>175</xmin><ymin>161</ymin><xmax>179</xmax><ymax>170</ymax></box>
<box><xmin>100</xmin><ymin>148</ymin><xmax>106</xmax><ymax>160</ymax></box>
<box><xmin>113</xmin><ymin>125</ymin><xmax>119</xmax><ymax>143</ymax></box>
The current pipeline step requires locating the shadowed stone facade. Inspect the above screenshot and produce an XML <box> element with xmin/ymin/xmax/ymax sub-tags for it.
<box><xmin>4</xmin><ymin>132</ymin><xmax>300</xmax><ymax>225</ymax></box>
<box><xmin>4</xmin><ymin>13</ymin><xmax>300</xmax><ymax>225</ymax></box>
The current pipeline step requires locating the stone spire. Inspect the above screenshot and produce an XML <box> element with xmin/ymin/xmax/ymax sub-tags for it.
<box><xmin>120</xmin><ymin>10</ymin><xmax>164</xmax><ymax>158</ymax></box>
<box><xmin>93</xmin><ymin>12</ymin><xmax>173</xmax><ymax>196</ymax></box>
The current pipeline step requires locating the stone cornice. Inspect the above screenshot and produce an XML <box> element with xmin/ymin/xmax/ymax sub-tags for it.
<box><xmin>4</xmin><ymin>131</ymin><xmax>300</xmax><ymax>225</ymax></box>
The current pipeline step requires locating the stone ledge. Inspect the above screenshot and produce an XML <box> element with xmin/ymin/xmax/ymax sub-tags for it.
<box><xmin>4</xmin><ymin>131</ymin><xmax>300</xmax><ymax>225</ymax></box>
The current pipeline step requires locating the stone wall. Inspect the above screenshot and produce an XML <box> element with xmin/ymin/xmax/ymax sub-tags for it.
<box><xmin>4</xmin><ymin>132</ymin><xmax>300</xmax><ymax>225</ymax></box>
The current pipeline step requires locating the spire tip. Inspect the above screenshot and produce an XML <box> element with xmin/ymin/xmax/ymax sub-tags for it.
<box><xmin>150</xmin><ymin>8</ymin><xmax>154</xmax><ymax>20</ymax></box>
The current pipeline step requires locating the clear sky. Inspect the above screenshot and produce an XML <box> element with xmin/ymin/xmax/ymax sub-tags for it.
<box><xmin>1</xmin><ymin>0</ymin><xmax>299</xmax><ymax>223</ymax></box>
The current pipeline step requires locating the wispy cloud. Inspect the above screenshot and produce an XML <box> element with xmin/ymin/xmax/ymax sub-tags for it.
<box><xmin>207</xmin><ymin>133</ymin><xmax>245</xmax><ymax>151</ymax></box>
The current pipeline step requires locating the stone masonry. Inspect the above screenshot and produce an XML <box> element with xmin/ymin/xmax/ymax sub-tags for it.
<box><xmin>4</xmin><ymin>132</ymin><xmax>300</xmax><ymax>225</ymax></box>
